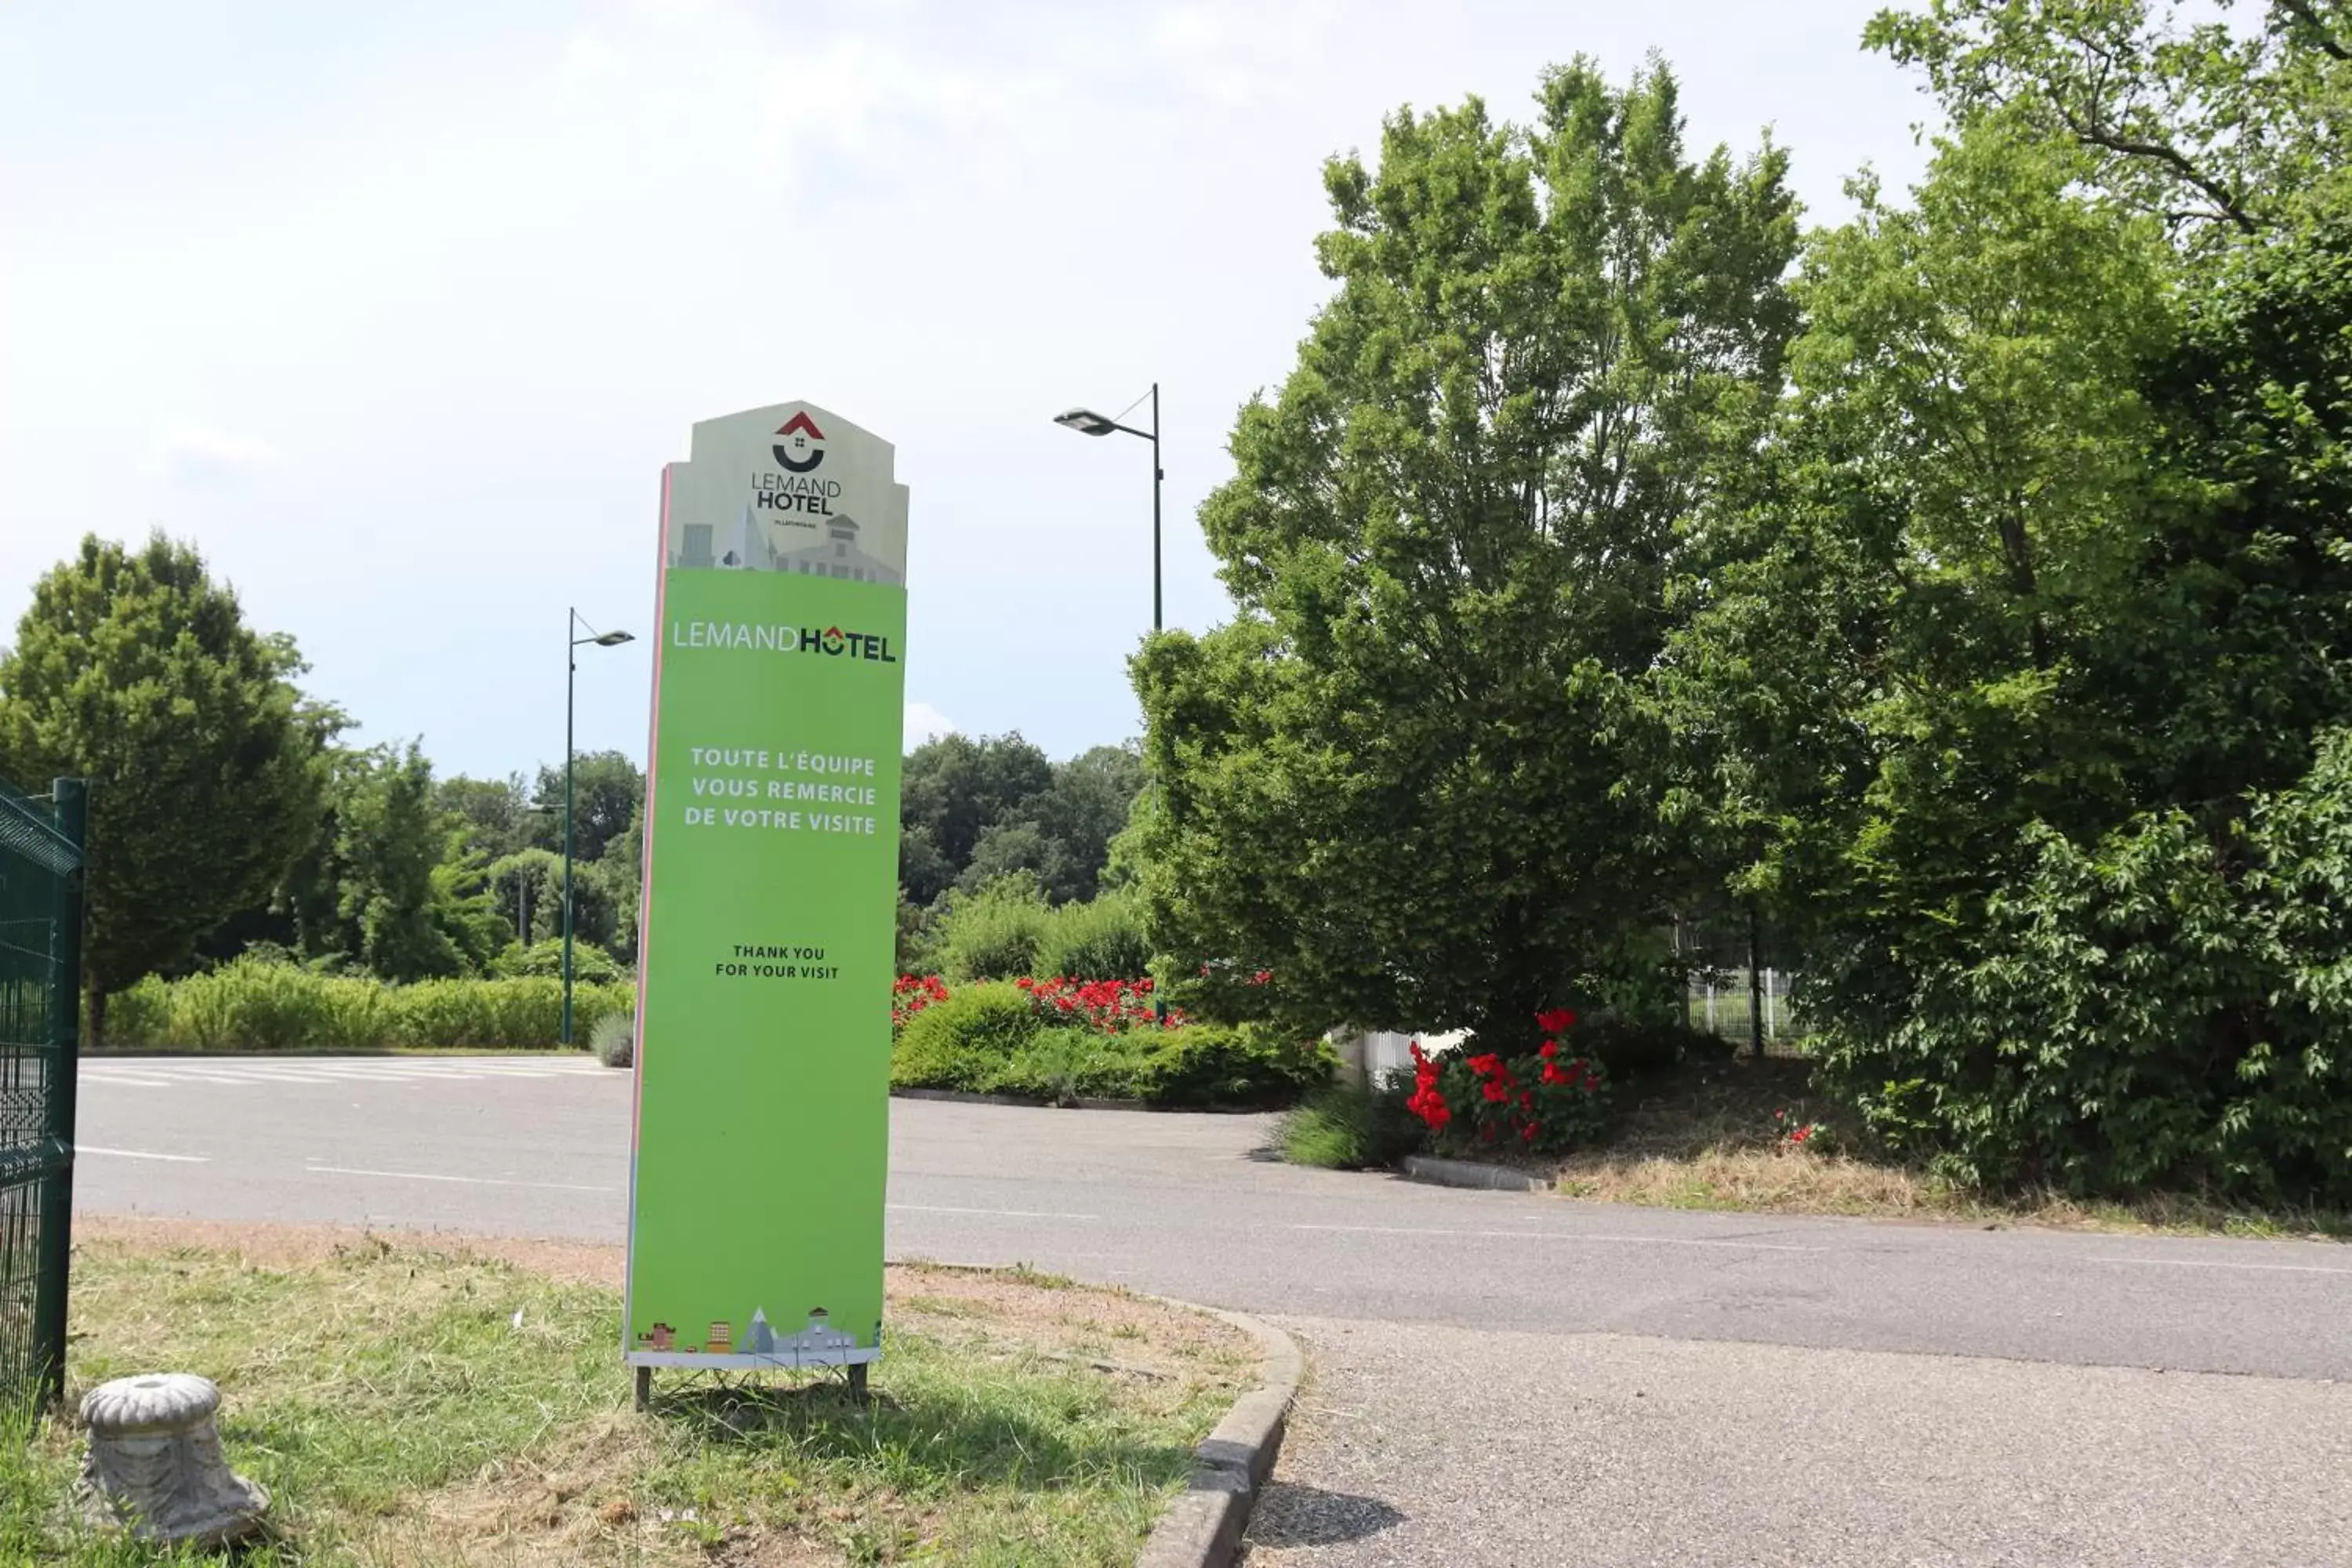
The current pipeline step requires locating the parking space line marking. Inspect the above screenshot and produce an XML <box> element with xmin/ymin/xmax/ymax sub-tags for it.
<box><xmin>80</xmin><ymin>1146</ymin><xmax>209</xmax><ymax>1163</ymax></box>
<box><xmin>2086</xmin><ymin>1255</ymin><xmax>2352</xmax><ymax>1277</ymax></box>
<box><xmin>1288</xmin><ymin>1222</ymin><xmax>1826</xmax><ymax>1253</ymax></box>
<box><xmin>304</xmin><ymin>1165</ymin><xmax>617</xmax><ymax>1193</ymax></box>
<box><xmin>888</xmin><ymin>1203</ymin><xmax>1101</xmax><ymax>1221</ymax></box>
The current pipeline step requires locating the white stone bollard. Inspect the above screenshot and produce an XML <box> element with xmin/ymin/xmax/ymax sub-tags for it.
<box><xmin>78</xmin><ymin>1373</ymin><xmax>269</xmax><ymax>1546</ymax></box>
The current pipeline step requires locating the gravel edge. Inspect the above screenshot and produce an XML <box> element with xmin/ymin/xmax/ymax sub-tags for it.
<box><xmin>1133</xmin><ymin>1298</ymin><xmax>1305</xmax><ymax>1568</ymax></box>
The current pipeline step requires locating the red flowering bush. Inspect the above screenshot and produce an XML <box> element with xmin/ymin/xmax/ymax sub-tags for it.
<box><xmin>1014</xmin><ymin>975</ymin><xmax>1182</xmax><ymax>1033</ymax></box>
<box><xmin>892</xmin><ymin>974</ymin><xmax>951</xmax><ymax>1033</ymax></box>
<box><xmin>1403</xmin><ymin>1008</ymin><xmax>1609</xmax><ymax>1156</ymax></box>
<box><xmin>1772</xmin><ymin>1106</ymin><xmax>1831</xmax><ymax>1154</ymax></box>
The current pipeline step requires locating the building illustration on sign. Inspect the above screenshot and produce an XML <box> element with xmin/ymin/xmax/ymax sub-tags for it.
<box><xmin>742</xmin><ymin>1306</ymin><xmax>860</xmax><ymax>1362</ymax></box>
<box><xmin>779</xmin><ymin>517</ymin><xmax>900</xmax><ymax>583</ymax></box>
<box><xmin>662</xmin><ymin>405</ymin><xmax>909</xmax><ymax>585</ymax></box>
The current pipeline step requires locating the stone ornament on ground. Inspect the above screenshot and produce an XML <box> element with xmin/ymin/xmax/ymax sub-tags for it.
<box><xmin>78</xmin><ymin>1372</ymin><xmax>270</xmax><ymax>1546</ymax></box>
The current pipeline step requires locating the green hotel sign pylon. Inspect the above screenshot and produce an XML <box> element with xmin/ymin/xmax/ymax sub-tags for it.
<box><xmin>624</xmin><ymin>401</ymin><xmax>907</xmax><ymax>1388</ymax></box>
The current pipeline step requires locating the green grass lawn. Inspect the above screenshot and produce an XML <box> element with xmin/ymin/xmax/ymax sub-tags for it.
<box><xmin>6</xmin><ymin>1226</ymin><xmax>1252</xmax><ymax>1566</ymax></box>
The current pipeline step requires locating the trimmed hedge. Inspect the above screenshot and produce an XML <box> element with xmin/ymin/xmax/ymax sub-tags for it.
<box><xmin>96</xmin><ymin>958</ymin><xmax>631</xmax><ymax>1051</ymax></box>
<box><xmin>890</xmin><ymin>982</ymin><xmax>1334</xmax><ymax>1106</ymax></box>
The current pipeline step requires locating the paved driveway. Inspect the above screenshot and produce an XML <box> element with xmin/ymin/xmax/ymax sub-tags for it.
<box><xmin>74</xmin><ymin>1056</ymin><xmax>2352</xmax><ymax>1564</ymax></box>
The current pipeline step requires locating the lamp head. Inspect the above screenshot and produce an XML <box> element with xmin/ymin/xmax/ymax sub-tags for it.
<box><xmin>1054</xmin><ymin>408</ymin><xmax>1119</xmax><ymax>437</ymax></box>
<box><xmin>593</xmin><ymin>630</ymin><xmax>634</xmax><ymax>647</ymax></box>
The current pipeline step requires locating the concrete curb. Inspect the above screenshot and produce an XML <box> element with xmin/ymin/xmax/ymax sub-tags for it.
<box><xmin>1133</xmin><ymin>1300</ymin><xmax>1305</xmax><ymax>1568</ymax></box>
<box><xmin>1400</xmin><ymin>1153</ymin><xmax>1550</xmax><ymax>1192</ymax></box>
<box><xmin>889</xmin><ymin>1087</ymin><xmax>1269</xmax><ymax>1116</ymax></box>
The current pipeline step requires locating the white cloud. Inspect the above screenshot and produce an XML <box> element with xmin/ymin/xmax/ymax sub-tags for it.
<box><xmin>904</xmin><ymin>701</ymin><xmax>956</xmax><ymax>745</ymax></box>
<box><xmin>152</xmin><ymin>422</ymin><xmax>277</xmax><ymax>488</ymax></box>
<box><xmin>0</xmin><ymin>0</ymin><xmax>1932</xmax><ymax>779</ymax></box>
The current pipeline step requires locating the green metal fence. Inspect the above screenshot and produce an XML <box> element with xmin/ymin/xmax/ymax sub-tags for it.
<box><xmin>0</xmin><ymin>779</ymin><xmax>85</xmax><ymax>1408</ymax></box>
<box><xmin>1678</xmin><ymin>910</ymin><xmax>1805</xmax><ymax>1055</ymax></box>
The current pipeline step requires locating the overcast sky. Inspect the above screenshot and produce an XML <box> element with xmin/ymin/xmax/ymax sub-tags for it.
<box><xmin>0</xmin><ymin>1</ymin><xmax>1935</xmax><ymax>781</ymax></box>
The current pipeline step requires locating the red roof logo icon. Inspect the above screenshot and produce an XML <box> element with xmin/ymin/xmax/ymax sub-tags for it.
<box><xmin>777</xmin><ymin>412</ymin><xmax>826</xmax><ymax>440</ymax></box>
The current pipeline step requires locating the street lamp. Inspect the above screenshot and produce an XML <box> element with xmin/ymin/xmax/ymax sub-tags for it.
<box><xmin>1053</xmin><ymin>383</ymin><xmax>1163</xmax><ymax>631</ymax></box>
<box><xmin>564</xmin><ymin>610</ymin><xmax>634</xmax><ymax>1046</ymax></box>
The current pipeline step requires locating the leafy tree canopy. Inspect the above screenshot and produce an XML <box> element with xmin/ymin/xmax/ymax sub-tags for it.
<box><xmin>0</xmin><ymin>533</ymin><xmax>329</xmax><ymax>1036</ymax></box>
<box><xmin>1133</xmin><ymin>58</ymin><xmax>1800</xmax><ymax>1047</ymax></box>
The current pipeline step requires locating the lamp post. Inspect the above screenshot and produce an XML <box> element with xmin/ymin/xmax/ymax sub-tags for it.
<box><xmin>1053</xmin><ymin>383</ymin><xmax>1163</xmax><ymax>631</ymax></box>
<box><xmin>564</xmin><ymin>610</ymin><xmax>635</xmax><ymax>1046</ymax></box>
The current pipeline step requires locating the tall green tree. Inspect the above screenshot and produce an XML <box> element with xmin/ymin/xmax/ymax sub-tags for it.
<box><xmin>595</xmin><ymin>800</ymin><xmax>644</xmax><ymax>962</ymax></box>
<box><xmin>528</xmin><ymin>750</ymin><xmax>644</xmax><ymax>865</ymax></box>
<box><xmin>0</xmin><ymin>534</ymin><xmax>326</xmax><ymax>1040</ymax></box>
<box><xmin>437</xmin><ymin>771</ymin><xmax>535</xmax><ymax>861</ymax></box>
<box><xmin>1867</xmin><ymin>0</ymin><xmax>2352</xmax><ymax>242</ymax></box>
<box><xmin>487</xmin><ymin>848</ymin><xmax>567</xmax><ymax>948</ymax></box>
<box><xmin>335</xmin><ymin>742</ymin><xmax>470</xmax><ymax>982</ymax></box>
<box><xmin>1664</xmin><ymin>121</ymin><xmax>2176</xmax><ymax>954</ymax></box>
<box><xmin>1668</xmin><ymin>5</ymin><xmax>2352</xmax><ymax>1195</ymax></box>
<box><xmin>281</xmin><ymin>742</ymin><xmax>512</xmax><ymax>979</ymax></box>
<box><xmin>953</xmin><ymin>744</ymin><xmax>1147</xmax><ymax>905</ymax></box>
<box><xmin>1132</xmin><ymin>59</ymin><xmax>1798</xmax><ymax>1047</ymax></box>
<box><xmin>898</xmin><ymin>733</ymin><xmax>1054</xmax><ymax>906</ymax></box>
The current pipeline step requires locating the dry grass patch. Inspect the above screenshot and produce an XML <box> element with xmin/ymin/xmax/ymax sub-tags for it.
<box><xmin>6</xmin><ymin>1221</ymin><xmax>1254</xmax><ymax>1566</ymax></box>
<box><xmin>1552</xmin><ymin>1056</ymin><xmax>2352</xmax><ymax>1240</ymax></box>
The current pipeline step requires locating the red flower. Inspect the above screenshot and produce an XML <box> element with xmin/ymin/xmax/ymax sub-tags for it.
<box><xmin>1482</xmin><ymin>1080</ymin><xmax>1509</xmax><ymax>1103</ymax></box>
<box><xmin>1467</xmin><ymin>1053</ymin><xmax>1501</xmax><ymax>1076</ymax></box>
<box><xmin>1538</xmin><ymin>1039</ymin><xmax>1559</xmax><ymax>1060</ymax></box>
<box><xmin>1138</xmin><ymin>977</ymin><xmax>1154</xmax><ymax>994</ymax></box>
<box><xmin>1249</xmin><ymin>969</ymin><xmax>1272</xmax><ymax>986</ymax></box>
<box><xmin>1519</xmin><ymin>1090</ymin><xmax>1535</xmax><ymax>1109</ymax></box>
<box><xmin>1536</xmin><ymin>1007</ymin><xmax>1578</xmax><ymax>1035</ymax></box>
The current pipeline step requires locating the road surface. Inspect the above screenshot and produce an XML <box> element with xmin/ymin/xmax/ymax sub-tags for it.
<box><xmin>73</xmin><ymin>1055</ymin><xmax>2352</xmax><ymax>1565</ymax></box>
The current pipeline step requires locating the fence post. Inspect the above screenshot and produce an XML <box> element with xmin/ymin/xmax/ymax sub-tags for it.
<box><xmin>34</xmin><ymin>778</ymin><xmax>85</xmax><ymax>1410</ymax></box>
<box><xmin>1747</xmin><ymin>907</ymin><xmax>1764</xmax><ymax>1059</ymax></box>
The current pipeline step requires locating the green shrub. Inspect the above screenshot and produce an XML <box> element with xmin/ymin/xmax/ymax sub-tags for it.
<box><xmin>85</xmin><ymin>960</ymin><xmax>631</xmax><ymax>1051</ymax></box>
<box><xmin>491</xmin><ymin>939</ymin><xmax>626</xmax><ymax>984</ymax></box>
<box><xmin>891</xmin><ymin>981</ymin><xmax>1044</xmax><ymax>1091</ymax></box>
<box><xmin>386</xmin><ymin>977</ymin><xmax>631</xmax><ymax>1048</ymax></box>
<box><xmin>1817</xmin><ymin>736</ymin><xmax>2352</xmax><ymax>1200</ymax></box>
<box><xmin>97</xmin><ymin>975</ymin><xmax>172</xmax><ymax>1047</ymax></box>
<box><xmin>936</xmin><ymin>877</ymin><xmax>1053</xmax><ymax>982</ymax></box>
<box><xmin>1139</xmin><ymin>1022</ymin><xmax>1335</xmax><ymax>1109</ymax></box>
<box><xmin>992</xmin><ymin>1029</ymin><xmax>1098</xmax><ymax>1103</ymax></box>
<box><xmin>160</xmin><ymin>959</ymin><xmax>391</xmax><ymax>1051</ymax></box>
<box><xmin>1032</xmin><ymin>890</ymin><xmax>1152</xmax><ymax>981</ymax></box>
<box><xmin>591</xmin><ymin>1007</ymin><xmax>636</xmax><ymax>1068</ymax></box>
<box><xmin>889</xmin><ymin>983</ymin><xmax>1329</xmax><ymax>1107</ymax></box>
<box><xmin>1281</xmin><ymin>1078</ymin><xmax>1422</xmax><ymax>1168</ymax></box>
